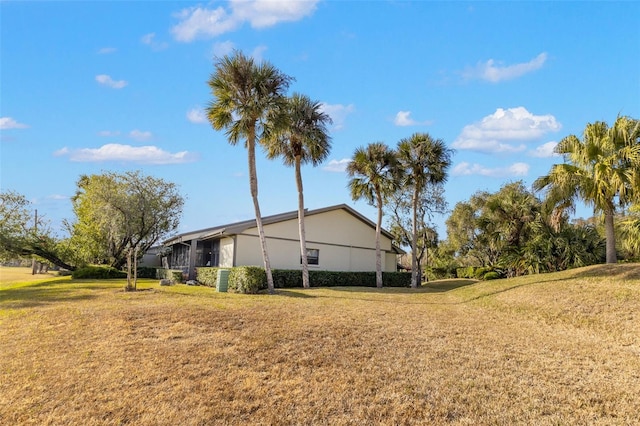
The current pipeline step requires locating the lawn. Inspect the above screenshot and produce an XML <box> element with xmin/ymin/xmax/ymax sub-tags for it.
<box><xmin>1</xmin><ymin>264</ymin><xmax>639</xmax><ymax>425</ymax></box>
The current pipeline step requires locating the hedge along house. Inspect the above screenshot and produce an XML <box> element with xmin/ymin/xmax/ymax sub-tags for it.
<box><xmin>162</xmin><ymin>204</ymin><xmax>404</xmax><ymax>280</ymax></box>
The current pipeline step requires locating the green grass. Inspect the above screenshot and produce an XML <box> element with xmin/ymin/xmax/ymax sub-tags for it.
<box><xmin>1</xmin><ymin>265</ymin><xmax>639</xmax><ymax>425</ymax></box>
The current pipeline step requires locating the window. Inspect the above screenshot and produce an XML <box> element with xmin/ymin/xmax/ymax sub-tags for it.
<box><xmin>302</xmin><ymin>248</ymin><xmax>319</xmax><ymax>265</ymax></box>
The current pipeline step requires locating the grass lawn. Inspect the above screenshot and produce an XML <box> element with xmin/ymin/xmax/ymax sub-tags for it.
<box><xmin>1</xmin><ymin>264</ymin><xmax>639</xmax><ymax>425</ymax></box>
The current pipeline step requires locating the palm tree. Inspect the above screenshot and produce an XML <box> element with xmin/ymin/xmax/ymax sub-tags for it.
<box><xmin>265</xmin><ymin>93</ymin><xmax>332</xmax><ymax>289</ymax></box>
<box><xmin>534</xmin><ymin>116</ymin><xmax>640</xmax><ymax>264</ymax></box>
<box><xmin>347</xmin><ymin>142</ymin><xmax>399</xmax><ymax>288</ymax></box>
<box><xmin>207</xmin><ymin>51</ymin><xmax>293</xmax><ymax>293</ymax></box>
<box><xmin>396</xmin><ymin>133</ymin><xmax>453</xmax><ymax>288</ymax></box>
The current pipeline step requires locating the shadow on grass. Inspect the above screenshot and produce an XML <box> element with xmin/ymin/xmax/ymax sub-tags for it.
<box><xmin>572</xmin><ymin>263</ymin><xmax>640</xmax><ymax>280</ymax></box>
<box><xmin>0</xmin><ymin>279</ymin><xmax>122</xmax><ymax>309</ymax></box>
<box><xmin>273</xmin><ymin>289</ymin><xmax>318</xmax><ymax>298</ymax></box>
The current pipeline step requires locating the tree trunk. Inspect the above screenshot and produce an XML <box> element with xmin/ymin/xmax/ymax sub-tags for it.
<box><xmin>125</xmin><ymin>246</ymin><xmax>133</xmax><ymax>291</ymax></box>
<box><xmin>410</xmin><ymin>190</ymin><xmax>419</xmax><ymax>288</ymax></box>
<box><xmin>247</xmin><ymin>128</ymin><xmax>275</xmax><ymax>293</ymax></box>
<box><xmin>604</xmin><ymin>206</ymin><xmax>617</xmax><ymax>264</ymax></box>
<box><xmin>295</xmin><ymin>157</ymin><xmax>310</xmax><ymax>289</ymax></box>
<box><xmin>375</xmin><ymin>193</ymin><xmax>383</xmax><ymax>288</ymax></box>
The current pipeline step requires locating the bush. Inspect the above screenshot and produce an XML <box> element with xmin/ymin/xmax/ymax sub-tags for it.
<box><xmin>136</xmin><ymin>267</ymin><xmax>158</xmax><ymax>279</ymax></box>
<box><xmin>456</xmin><ymin>266</ymin><xmax>476</xmax><ymax>279</ymax></box>
<box><xmin>474</xmin><ymin>267</ymin><xmax>489</xmax><ymax>280</ymax></box>
<box><xmin>271</xmin><ymin>270</ymin><xmax>411</xmax><ymax>288</ymax></box>
<box><xmin>483</xmin><ymin>271</ymin><xmax>502</xmax><ymax>280</ymax></box>
<box><xmin>196</xmin><ymin>267</ymin><xmax>220</xmax><ymax>287</ymax></box>
<box><xmin>72</xmin><ymin>265</ymin><xmax>127</xmax><ymax>279</ymax></box>
<box><xmin>156</xmin><ymin>268</ymin><xmax>184</xmax><ymax>283</ymax></box>
<box><xmin>228</xmin><ymin>266</ymin><xmax>266</xmax><ymax>294</ymax></box>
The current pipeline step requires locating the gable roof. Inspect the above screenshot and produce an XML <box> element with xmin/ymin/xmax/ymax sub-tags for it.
<box><xmin>163</xmin><ymin>204</ymin><xmax>399</xmax><ymax>249</ymax></box>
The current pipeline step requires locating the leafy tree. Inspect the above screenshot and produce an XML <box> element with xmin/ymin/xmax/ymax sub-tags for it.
<box><xmin>0</xmin><ymin>190</ymin><xmax>75</xmax><ymax>270</ymax></box>
<box><xmin>619</xmin><ymin>204</ymin><xmax>640</xmax><ymax>259</ymax></box>
<box><xmin>534</xmin><ymin>116</ymin><xmax>640</xmax><ymax>263</ymax></box>
<box><xmin>347</xmin><ymin>142</ymin><xmax>399</xmax><ymax>288</ymax></box>
<box><xmin>395</xmin><ymin>133</ymin><xmax>453</xmax><ymax>288</ymax></box>
<box><xmin>265</xmin><ymin>93</ymin><xmax>332</xmax><ymax>289</ymax></box>
<box><xmin>386</xmin><ymin>183</ymin><xmax>445</xmax><ymax>283</ymax></box>
<box><xmin>69</xmin><ymin>171</ymin><xmax>183</xmax><ymax>290</ymax></box>
<box><xmin>207</xmin><ymin>50</ymin><xmax>293</xmax><ymax>294</ymax></box>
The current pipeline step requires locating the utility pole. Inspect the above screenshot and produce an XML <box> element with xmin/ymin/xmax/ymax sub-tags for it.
<box><xmin>31</xmin><ymin>209</ymin><xmax>38</xmax><ymax>275</ymax></box>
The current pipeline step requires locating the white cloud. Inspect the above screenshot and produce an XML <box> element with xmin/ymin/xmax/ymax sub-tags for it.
<box><xmin>452</xmin><ymin>107</ymin><xmax>561</xmax><ymax>154</ymax></box>
<box><xmin>95</xmin><ymin>74</ymin><xmax>128</xmax><ymax>89</ymax></box>
<box><xmin>0</xmin><ymin>117</ymin><xmax>29</xmax><ymax>129</ymax></box>
<box><xmin>529</xmin><ymin>141</ymin><xmax>559</xmax><ymax>158</ymax></box>
<box><xmin>47</xmin><ymin>194</ymin><xmax>68</xmax><ymax>200</ymax></box>
<box><xmin>319</xmin><ymin>103</ymin><xmax>355</xmax><ymax>131</ymax></box>
<box><xmin>140</xmin><ymin>32</ymin><xmax>169</xmax><ymax>51</ymax></box>
<box><xmin>98</xmin><ymin>130</ymin><xmax>120</xmax><ymax>137</ymax></box>
<box><xmin>187</xmin><ymin>108</ymin><xmax>207</xmax><ymax>124</ymax></box>
<box><xmin>212</xmin><ymin>40</ymin><xmax>235</xmax><ymax>57</ymax></box>
<box><xmin>393</xmin><ymin>111</ymin><xmax>432</xmax><ymax>127</ymax></box>
<box><xmin>230</xmin><ymin>0</ymin><xmax>318</xmax><ymax>29</ymax></box>
<box><xmin>97</xmin><ymin>47</ymin><xmax>117</xmax><ymax>54</ymax></box>
<box><xmin>171</xmin><ymin>0</ymin><xmax>319</xmax><ymax>42</ymax></box>
<box><xmin>54</xmin><ymin>144</ymin><xmax>197</xmax><ymax>165</ymax></box>
<box><xmin>251</xmin><ymin>45</ymin><xmax>268</xmax><ymax>62</ymax></box>
<box><xmin>323</xmin><ymin>158</ymin><xmax>350</xmax><ymax>173</ymax></box>
<box><xmin>452</xmin><ymin>162</ymin><xmax>530</xmax><ymax>178</ymax></box>
<box><xmin>463</xmin><ymin>52</ymin><xmax>548</xmax><ymax>83</ymax></box>
<box><xmin>129</xmin><ymin>129</ymin><xmax>153</xmax><ymax>141</ymax></box>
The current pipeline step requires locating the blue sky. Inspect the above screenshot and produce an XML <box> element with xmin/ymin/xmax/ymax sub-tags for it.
<box><xmin>1</xmin><ymin>1</ymin><xmax>639</xmax><ymax>238</ymax></box>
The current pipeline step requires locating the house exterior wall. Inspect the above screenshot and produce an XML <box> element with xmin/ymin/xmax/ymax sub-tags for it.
<box><xmin>233</xmin><ymin>209</ymin><xmax>397</xmax><ymax>272</ymax></box>
<box><xmin>219</xmin><ymin>237</ymin><xmax>235</xmax><ymax>268</ymax></box>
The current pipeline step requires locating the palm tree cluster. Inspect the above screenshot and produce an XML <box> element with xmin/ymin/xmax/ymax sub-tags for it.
<box><xmin>207</xmin><ymin>51</ymin><xmax>331</xmax><ymax>293</ymax></box>
<box><xmin>347</xmin><ymin>135</ymin><xmax>453</xmax><ymax>288</ymax></box>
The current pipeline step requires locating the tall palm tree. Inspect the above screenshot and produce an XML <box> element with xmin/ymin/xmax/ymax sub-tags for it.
<box><xmin>207</xmin><ymin>51</ymin><xmax>293</xmax><ymax>293</ymax></box>
<box><xmin>534</xmin><ymin>116</ymin><xmax>640</xmax><ymax>263</ymax></box>
<box><xmin>347</xmin><ymin>142</ymin><xmax>398</xmax><ymax>288</ymax></box>
<box><xmin>396</xmin><ymin>133</ymin><xmax>453</xmax><ymax>288</ymax></box>
<box><xmin>265</xmin><ymin>93</ymin><xmax>332</xmax><ymax>289</ymax></box>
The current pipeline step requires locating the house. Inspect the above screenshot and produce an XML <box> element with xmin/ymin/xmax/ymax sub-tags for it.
<box><xmin>162</xmin><ymin>204</ymin><xmax>404</xmax><ymax>280</ymax></box>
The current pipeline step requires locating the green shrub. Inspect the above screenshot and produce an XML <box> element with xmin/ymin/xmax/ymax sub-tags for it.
<box><xmin>156</xmin><ymin>269</ymin><xmax>184</xmax><ymax>283</ymax></box>
<box><xmin>483</xmin><ymin>271</ymin><xmax>501</xmax><ymax>280</ymax></box>
<box><xmin>272</xmin><ymin>269</ymin><xmax>303</xmax><ymax>288</ymax></box>
<box><xmin>136</xmin><ymin>267</ymin><xmax>158</xmax><ymax>279</ymax></box>
<box><xmin>171</xmin><ymin>271</ymin><xmax>184</xmax><ymax>283</ymax></box>
<box><xmin>475</xmin><ymin>267</ymin><xmax>491</xmax><ymax>280</ymax></box>
<box><xmin>72</xmin><ymin>265</ymin><xmax>127</xmax><ymax>279</ymax></box>
<box><xmin>383</xmin><ymin>272</ymin><xmax>412</xmax><ymax>287</ymax></box>
<box><xmin>228</xmin><ymin>266</ymin><xmax>266</xmax><ymax>294</ymax></box>
<box><xmin>456</xmin><ymin>266</ymin><xmax>477</xmax><ymax>279</ymax></box>
<box><xmin>196</xmin><ymin>267</ymin><xmax>220</xmax><ymax>287</ymax></box>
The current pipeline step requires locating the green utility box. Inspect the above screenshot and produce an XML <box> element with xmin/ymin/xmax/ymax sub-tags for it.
<box><xmin>216</xmin><ymin>269</ymin><xmax>230</xmax><ymax>292</ymax></box>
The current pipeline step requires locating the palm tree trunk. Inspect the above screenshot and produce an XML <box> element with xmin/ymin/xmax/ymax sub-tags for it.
<box><xmin>295</xmin><ymin>157</ymin><xmax>310</xmax><ymax>289</ymax></box>
<box><xmin>411</xmin><ymin>190</ymin><xmax>419</xmax><ymax>288</ymax></box>
<box><xmin>604</xmin><ymin>206</ymin><xmax>617</xmax><ymax>264</ymax></box>
<box><xmin>375</xmin><ymin>193</ymin><xmax>383</xmax><ymax>288</ymax></box>
<box><xmin>247</xmin><ymin>129</ymin><xmax>275</xmax><ymax>293</ymax></box>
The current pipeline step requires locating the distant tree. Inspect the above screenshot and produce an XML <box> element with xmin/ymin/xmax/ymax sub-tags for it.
<box><xmin>386</xmin><ymin>183</ymin><xmax>445</xmax><ymax>283</ymax></box>
<box><xmin>395</xmin><ymin>133</ymin><xmax>453</xmax><ymax>288</ymax></box>
<box><xmin>207</xmin><ymin>50</ymin><xmax>293</xmax><ymax>294</ymax></box>
<box><xmin>619</xmin><ymin>204</ymin><xmax>640</xmax><ymax>259</ymax></box>
<box><xmin>266</xmin><ymin>93</ymin><xmax>332</xmax><ymax>289</ymax></box>
<box><xmin>0</xmin><ymin>190</ymin><xmax>75</xmax><ymax>270</ymax></box>
<box><xmin>69</xmin><ymin>171</ymin><xmax>183</xmax><ymax>290</ymax></box>
<box><xmin>347</xmin><ymin>142</ymin><xmax>399</xmax><ymax>288</ymax></box>
<box><xmin>445</xmin><ymin>181</ymin><xmax>606</xmax><ymax>276</ymax></box>
<box><xmin>534</xmin><ymin>116</ymin><xmax>640</xmax><ymax>263</ymax></box>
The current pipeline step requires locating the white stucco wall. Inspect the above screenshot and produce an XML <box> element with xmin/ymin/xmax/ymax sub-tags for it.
<box><xmin>219</xmin><ymin>237</ymin><xmax>235</xmax><ymax>268</ymax></box>
<box><xmin>233</xmin><ymin>208</ymin><xmax>398</xmax><ymax>272</ymax></box>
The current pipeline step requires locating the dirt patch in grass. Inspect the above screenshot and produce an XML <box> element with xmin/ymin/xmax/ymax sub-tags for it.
<box><xmin>1</xmin><ymin>265</ymin><xmax>639</xmax><ymax>425</ymax></box>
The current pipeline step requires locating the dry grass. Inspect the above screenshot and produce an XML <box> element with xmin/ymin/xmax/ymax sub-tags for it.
<box><xmin>1</xmin><ymin>264</ymin><xmax>639</xmax><ymax>425</ymax></box>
